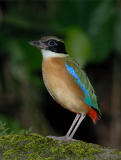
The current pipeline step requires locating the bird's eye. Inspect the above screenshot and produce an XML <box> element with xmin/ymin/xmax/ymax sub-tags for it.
<box><xmin>48</xmin><ymin>40</ymin><xmax>56</xmax><ymax>46</ymax></box>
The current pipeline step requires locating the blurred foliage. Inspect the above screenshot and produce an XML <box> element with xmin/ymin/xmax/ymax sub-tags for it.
<box><xmin>0</xmin><ymin>115</ymin><xmax>21</xmax><ymax>135</ymax></box>
<box><xmin>0</xmin><ymin>0</ymin><xmax>121</xmax><ymax>67</ymax></box>
<box><xmin>65</xmin><ymin>28</ymin><xmax>93</xmax><ymax>66</ymax></box>
<box><xmin>0</xmin><ymin>115</ymin><xmax>32</xmax><ymax>135</ymax></box>
<box><xmin>0</xmin><ymin>0</ymin><xmax>121</xmax><ymax>146</ymax></box>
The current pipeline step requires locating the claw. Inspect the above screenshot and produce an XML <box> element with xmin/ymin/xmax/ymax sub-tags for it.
<box><xmin>47</xmin><ymin>136</ymin><xmax>76</xmax><ymax>141</ymax></box>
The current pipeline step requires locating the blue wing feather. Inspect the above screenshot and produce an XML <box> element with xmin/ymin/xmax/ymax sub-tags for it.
<box><xmin>65</xmin><ymin>64</ymin><xmax>88</xmax><ymax>95</ymax></box>
<box><xmin>65</xmin><ymin>61</ymin><xmax>100</xmax><ymax>113</ymax></box>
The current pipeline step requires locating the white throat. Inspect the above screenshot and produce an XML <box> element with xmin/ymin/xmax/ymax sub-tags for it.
<box><xmin>41</xmin><ymin>49</ymin><xmax>68</xmax><ymax>59</ymax></box>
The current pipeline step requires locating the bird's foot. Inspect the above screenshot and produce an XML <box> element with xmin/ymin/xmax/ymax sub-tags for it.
<box><xmin>47</xmin><ymin>135</ymin><xmax>76</xmax><ymax>141</ymax></box>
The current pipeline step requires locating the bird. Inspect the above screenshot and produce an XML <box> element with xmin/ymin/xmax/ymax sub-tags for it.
<box><xmin>29</xmin><ymin>36</ymin><xmax>101</xmax><ymax>141</ymax></box>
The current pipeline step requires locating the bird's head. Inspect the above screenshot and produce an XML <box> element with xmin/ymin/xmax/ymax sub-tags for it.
<box><xmin>29</xmin><ymin>36</ymin><xmax>67</xmax><ymax>58</ymax></box>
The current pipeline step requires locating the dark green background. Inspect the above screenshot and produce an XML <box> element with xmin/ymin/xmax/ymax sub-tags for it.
<box><xmin>0</xmin><ymin>0</ymin><xmax>121</xmax><ymax>148</ymax></box>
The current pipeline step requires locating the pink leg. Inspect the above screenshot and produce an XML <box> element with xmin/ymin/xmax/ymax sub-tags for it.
<box><xmin>69</xmin><ymin>113</ymin><xmax>86</xmax><ymax>139</ymax></box>
<box><xmin>66</xmin><ymin>114</ymin><xmax>81</xmax><ymax>137</ymax></box>
<box><xmin>47</xmin><ymin>113</ymin><xmax>86</xmax><ymax>141</ymax></box>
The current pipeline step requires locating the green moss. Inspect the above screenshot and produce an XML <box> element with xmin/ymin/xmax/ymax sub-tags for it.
<box><xmin>0</xmin><ymin>133</ymin><xmax>120</xmax><ymax>160</ymax></box>
<box><xmin>119</xmin><ymin>151</ymin><xmax>121</xmax><ymax>155</ymax></box>
<box><xmin>28</xmin><ymin>153</ymin><xmax>53</xmax><ymax>160</ymax></box>
<box><xmin>51</xmin><ymin>140</ymin><xmax>101</xmax><ymax>159</ymax></box>
<box><xmin>111</xmin><ymin>150</ymin><xmax>121</xmax><ymax>155</ymax></box>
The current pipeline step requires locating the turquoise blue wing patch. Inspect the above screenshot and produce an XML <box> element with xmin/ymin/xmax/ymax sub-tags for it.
<box><xmin>65</xmin><ymin>63</ymin><xmax>96</xmax><ymax>108</ymax></box>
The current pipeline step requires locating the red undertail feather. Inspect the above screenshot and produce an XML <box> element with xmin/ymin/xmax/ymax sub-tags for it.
<box><xmin>87</xmin><ymin>108</ymin><xmax>99</xmax><ymax>124</ymax></box>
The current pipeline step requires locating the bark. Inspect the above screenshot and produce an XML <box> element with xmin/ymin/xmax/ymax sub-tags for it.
<box><xmin>0</xmin><ymin>133</ymin><xmax>121</xmax><ymax>160</ymax></box>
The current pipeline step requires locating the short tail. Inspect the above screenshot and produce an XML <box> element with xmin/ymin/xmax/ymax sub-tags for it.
<box><xmin>87</xmin><ymin>108</ymin><xmax>100</xmax><ymax>124</ymax></box>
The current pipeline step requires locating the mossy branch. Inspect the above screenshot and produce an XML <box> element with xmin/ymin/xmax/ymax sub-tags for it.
<box><xmin>0</xmin><ymin>133</ymin><xmax>121</xmax><ymax>160</ymax></box>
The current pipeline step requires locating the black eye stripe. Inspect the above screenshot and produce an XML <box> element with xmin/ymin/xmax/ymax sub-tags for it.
<box><xmin>48</xmin><ymin>40</ymin><xmax>57</xmax><ymax>46</ymax></box>
<box><xmin>44</xmin><ymin>39</ymin><xmax>67</xmax><ymax>54</ymax></box>
<box><xmin>49</xmin><ymin>41</ymin><xmax>55</xmax><ymax>46</ymax></box>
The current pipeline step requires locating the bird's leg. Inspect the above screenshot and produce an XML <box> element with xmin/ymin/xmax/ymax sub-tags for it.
<box><xmin>68</xmin><ymin>113</ymin><xmax>86</xmax><ymax>139</ymax></box>
<box><xmin>47</xmin><ymin>113</ymin><xmax>85</xmax><ymax>141</ymax></box>
<box><xmin>66</xmin><ymin>113</ymin><xmax>81</xmax><ymax>138</ymax></box>
<box><xmin>47</xmin><ymin>114</ymin><xmax>81</xmax><ymax>141</ymax></box>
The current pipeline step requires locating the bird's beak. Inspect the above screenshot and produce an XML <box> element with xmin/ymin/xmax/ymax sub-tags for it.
<box><xmin>29</xmin><ymin>40</ymin><xmax>45</xmax><ymax>49</ymax></box>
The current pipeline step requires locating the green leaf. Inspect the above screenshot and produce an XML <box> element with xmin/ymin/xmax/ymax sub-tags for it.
<box><xmin>65</xmin><ymin>28</ymin><xmax>93</xmax><ymax>66</ymax></box>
